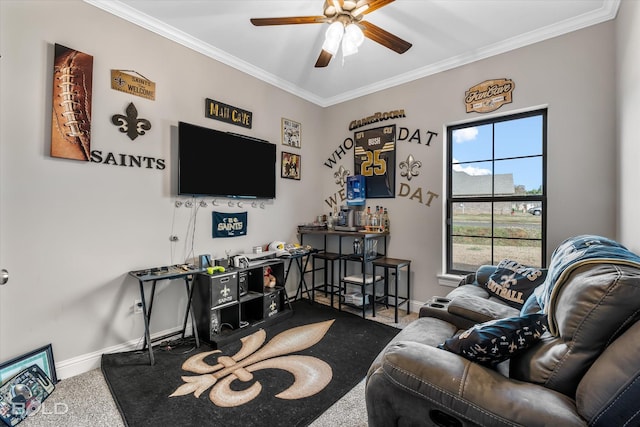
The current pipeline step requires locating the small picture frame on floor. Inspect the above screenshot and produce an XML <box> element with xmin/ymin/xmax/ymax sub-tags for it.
<box><xmin>0</xmin><ymin>344</ymin><xmax>57</xmax><ymax>385</ymax></box>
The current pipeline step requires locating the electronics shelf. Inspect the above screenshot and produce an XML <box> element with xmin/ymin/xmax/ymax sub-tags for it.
<box><xmin>191</xmin><ymin>259</ymin><xmax>292</xmax><ymax>348</ymax></box>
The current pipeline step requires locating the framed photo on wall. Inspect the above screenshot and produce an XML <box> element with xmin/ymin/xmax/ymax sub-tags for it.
<box><xmin>281</xmin><ymin>152</ymin><xmax>301</xmax><ymax>180</ymax></box>
<box><xmin>281</xmin><ymin>118</ymin><xmax>301</xmax><ymax>148</ymax></box>
<box><xmin>0</xmin><ymin>344</ymin><xmax>58</xmax><ymax>384</ymax></box>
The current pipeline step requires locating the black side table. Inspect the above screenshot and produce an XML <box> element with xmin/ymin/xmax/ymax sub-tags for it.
<box><xmin>129</xmin><ymin>265</ymin><xmax>204</xmax><ymax>365</ymax></box>
<box><xmin>371</xmin><ymin>257</ymin><xmax>411</xmax><ymax>323</ymax></box>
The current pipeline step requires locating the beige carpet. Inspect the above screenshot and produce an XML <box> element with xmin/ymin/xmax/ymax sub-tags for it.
<box><xmin>21</xmin><ymin>299</ymin><xmax>417</xmax><ymax>427</ymax></box>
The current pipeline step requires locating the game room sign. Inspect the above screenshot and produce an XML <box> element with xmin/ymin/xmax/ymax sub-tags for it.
<box><xmin>205</xmin><ymin>98</ymin><xmax>253</xmax><ymax>129</ymax></box>
<box><xmin>465</xmin><ymin>78</ymin><xmax>515</xmax><ymax>113</ymax></box>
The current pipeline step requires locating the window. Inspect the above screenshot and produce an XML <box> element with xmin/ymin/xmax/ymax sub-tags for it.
<box><xmin>446</xmin><ymin>109</ymin><xmax>546</xmax><ymax>274</ymax></box>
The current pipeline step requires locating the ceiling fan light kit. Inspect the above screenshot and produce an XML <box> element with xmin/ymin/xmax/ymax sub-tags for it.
<box><xmin>342</xmin><ymin>23</ymin><xmax>365</xmax><ymax>57</ymax></box>
<box><xmin>322</xmin><ymin>21</ymin><xmax>344</xmax><ymax>55</ymax></box>
<box><xmin>251</xmin><ymin>0</ymin><xmax>412</xmax><ymax>68</ymax></box>
<box><xmin>322</xmin><ymin>21</ymin><xmax>364</xmax><ymax>57</ymax></box>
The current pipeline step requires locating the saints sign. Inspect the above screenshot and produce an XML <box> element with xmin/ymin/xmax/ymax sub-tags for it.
<box><xmin>354</xmin><ymin>125</ymin><xmax>396</xmax><ymax>198</ymax></box>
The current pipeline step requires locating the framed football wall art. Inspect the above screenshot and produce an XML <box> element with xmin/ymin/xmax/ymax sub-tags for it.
<box><xmin>281</xmin><ymin>152</ymin><xmax>301</xmax><ymax>180</ymax></box>
<box><xmin>354</xmin><ymin>125</ymin><xmax>396</xmax><ymax>198</ymax></box>
<box><xmin>50</xmin><ymin>44</ymin><xmax>94</xmax><ymax>161</ymax></box>
<box><xmin>281</xmin><ymin>118</ymin><xmax>301</xmax><ymax>148</ymax></box>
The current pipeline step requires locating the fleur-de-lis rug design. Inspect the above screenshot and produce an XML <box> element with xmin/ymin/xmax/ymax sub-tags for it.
<box><xmin>101</xmin><ymin>300</ymin><xmax>400</xmax><ymax>427</ymax></box>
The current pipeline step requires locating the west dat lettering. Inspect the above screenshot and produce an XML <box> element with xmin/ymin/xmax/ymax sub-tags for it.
<box><xmin>90</xmin><ymin>150</ymin><xmax>166</xmax><ymax>170</ymax></box>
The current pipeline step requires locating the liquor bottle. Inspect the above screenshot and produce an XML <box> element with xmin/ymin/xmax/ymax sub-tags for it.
<box><xmin>383</xmin><ymin>208</ymin><xmax>390</xmax><ymax>232</ymax></box>
<box><xmin>371</xmin><ymin>206</ymin><xmax>379</xmax><ymax>228</ymax></box>
<box><xmin>366</xmin><ymin>206</ymin><xmax>372</xmax><ymax>228</ymax></box>
<box><xmin>327</xmin><ymin>212</ymin><xmax>334</xmax><ymax>230</ymax></box>
<box><xmin>378</xmin><ymin>206</ymin><xmax>385</xmax><ymax>232</ymax></box>
<box><xmin>337</xmin><ymin>208</ymin><xmax>344</xmax><ymax>227</ymax></box>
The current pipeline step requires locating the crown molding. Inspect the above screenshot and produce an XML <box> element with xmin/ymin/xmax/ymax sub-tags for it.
<box><xmin>84</xmin><ymin>0</ymin><xmax>620</xmax><ymax>108</ymax></box>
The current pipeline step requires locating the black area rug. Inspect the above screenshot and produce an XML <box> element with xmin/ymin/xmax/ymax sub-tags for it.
<box><xmin>101</xmin><ymin>301</ymin><xmax>400</xmax><ymax>427</ymax></box>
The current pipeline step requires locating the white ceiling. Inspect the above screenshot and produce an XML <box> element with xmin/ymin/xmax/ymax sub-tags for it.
<box><xmin>85</xmin><ymin>0</ymin><xmax>619</xmax><ymax>107</ymax></box>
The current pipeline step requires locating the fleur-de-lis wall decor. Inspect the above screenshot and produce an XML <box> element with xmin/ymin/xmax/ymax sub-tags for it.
<box><xmin>111</xmin><ymin>102</ymin><xmax>151</xmax><ymax>141</ymax></box>
<box><xmin>399</xmin><ymin>154</ymin><xmax>422</xmax><ymax>181</ymax></box>
<box><xmin>334</xmin><ymin>165</ymin><xmax>350</xmax><ymax>187</ymax></box>
<box><xmin>170</xmin><ymin>319</ymin><xmax>334</xmax><ymax>407</ymax></box>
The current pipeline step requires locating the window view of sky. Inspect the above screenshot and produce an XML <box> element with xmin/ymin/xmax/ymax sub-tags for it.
<box><xmin>452</xmin><ymin>115</ymin><xmax>543</xmax><ymax>192</ymax></box>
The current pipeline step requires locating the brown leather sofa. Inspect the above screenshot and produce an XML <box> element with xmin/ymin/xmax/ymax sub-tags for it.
<box><xmin>366</xmin><ymin>235</ymin><xmax>640</xmax><ymax>427</ymax></box>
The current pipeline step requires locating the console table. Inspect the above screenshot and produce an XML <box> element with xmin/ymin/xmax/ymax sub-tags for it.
<box><xmin>128</xmin><ymin>264</ymin><xmax>204</xmax><ymax>365</ymax></box>
<box><xmin>298</xmin><ymin>229</ymin><xmax>388</xmax><ymax>317</ymax></box>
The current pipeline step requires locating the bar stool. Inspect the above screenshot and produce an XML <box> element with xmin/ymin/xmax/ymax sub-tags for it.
<box><xmin>311</xmin><ymin>251</ymin><xmax>341</xmax><ymax>307</ymax></box>
<box><xmin>371</xmin><ymin>257</ymin><xmax>411</xmax><ymax>323</ymax></box>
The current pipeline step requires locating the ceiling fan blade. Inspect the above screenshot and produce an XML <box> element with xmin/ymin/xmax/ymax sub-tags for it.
<box><xmin>359</xmin><ymin>0</ymin><xmax>395</xmax><ymax>15</ymax></box>
<box><xmin>360</xmin><ymin>20</ymin><xmax>412</xmax><ymax>54</ymax></box>
<box><xmin>315</xmin><ymin>50</ymin><xmax>333</xmax><ymax>68</ymax></box>
<box><xmin>250</xmin><ymin>16</ymin><xmax>326</xmax><ymax>26</ymax></box>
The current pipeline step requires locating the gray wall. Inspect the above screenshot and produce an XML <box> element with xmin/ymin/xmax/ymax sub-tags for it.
<box><xmin>617</xmin><ymin>0</ymin><xmax>640</xmax><ymax>252</ymax></box>
<box><xmin>323</xmin><ymin>20</ymin><xmax>617</xmax><ymax>298</ymax></box>
<box><xmin>0</xmin><ymin>0</ymin><xmax>635</xmax><ymax>379</ymax></box>
<box><xmin>0</xmin><ymin>0</ymin><xmax>326</xmax><ymax>376</ymax></box>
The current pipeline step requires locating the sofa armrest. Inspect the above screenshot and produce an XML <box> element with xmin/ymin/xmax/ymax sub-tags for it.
<box><xmin>419</xmin><ymin>293</ymin><xmax>520</xmax><ymax>329</ymax></box>
<box><xmin>448</xmin><ymin>294</ymin><xmax>520</xmax><ymax>323</ymax></box>
<box><xmin>366</xmin><ymin>341</ymin><xmax>585</xmax><ymax>427</ymax></box>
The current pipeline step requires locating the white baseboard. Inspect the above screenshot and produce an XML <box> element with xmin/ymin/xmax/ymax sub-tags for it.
<box><xmin>55</xmin><ymin>325</ymin><xmax>191</xmax><ymax>380</ymax></box>
<box><xmin>55</xmin><ymin>299</ymin><xmax>428</xmax><ymax>380</ymax></box>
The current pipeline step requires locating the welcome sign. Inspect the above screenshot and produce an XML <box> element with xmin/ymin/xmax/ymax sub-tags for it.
<box><xmin>110</xmin><ymin>70</ymin><xmax>156</xmax><ymax>100</ymax></box>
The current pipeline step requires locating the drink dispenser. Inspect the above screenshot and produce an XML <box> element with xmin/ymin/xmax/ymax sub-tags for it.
<box><xmin>346</xmin><ymin>175</ymin><xmax>365</xmax><ymax>207</ymax></box>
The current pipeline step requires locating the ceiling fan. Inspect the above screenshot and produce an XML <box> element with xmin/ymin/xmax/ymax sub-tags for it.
<box><xmin>250</xmin><ymin>0</ymin><xmax>412</xmax><ymax>68</ymax></box>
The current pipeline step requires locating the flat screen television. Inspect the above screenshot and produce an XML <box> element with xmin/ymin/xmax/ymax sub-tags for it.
<box><xmin>178</xmin><ymin>121</ymin><xmax>276</xmax><ymax>198</ymax></box>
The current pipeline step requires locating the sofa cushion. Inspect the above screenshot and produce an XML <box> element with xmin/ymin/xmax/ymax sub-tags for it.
<box><xmin>438</xmin><ymin>313</ymin><xmax>548</xmax><ymax>366</ymax></box>
<box><xmin>482</xmin><ymin>259</ymin><xmax>546</xmax><ymax>308</ymax></box>
<box><xmin>447</xmin><ymin>293</ymin><xmax>520</xmax><ymax>323</ymax></box>
<box><xmin>510</xmin><ymin>263</ymin><xmax>640</xmax><ymax>397</ymax></box>
<box><xmin>576</xmin><ymin>319</ymin><xmax>640</xmax><ymax>426</ymax></box>
<box><xmin>367</xmin><ymin>317</ymin><xmax>459</xmax><ymax>379</ymax></box>
<box><xmin>445</xmin><ymin>283</ymin><xmax>490</xmax><ymax>300</ymax></box>
<box><xmin>367</xmin><ymin>341</ymin><xmax>586</xmax><ymax>427</ymax></box>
